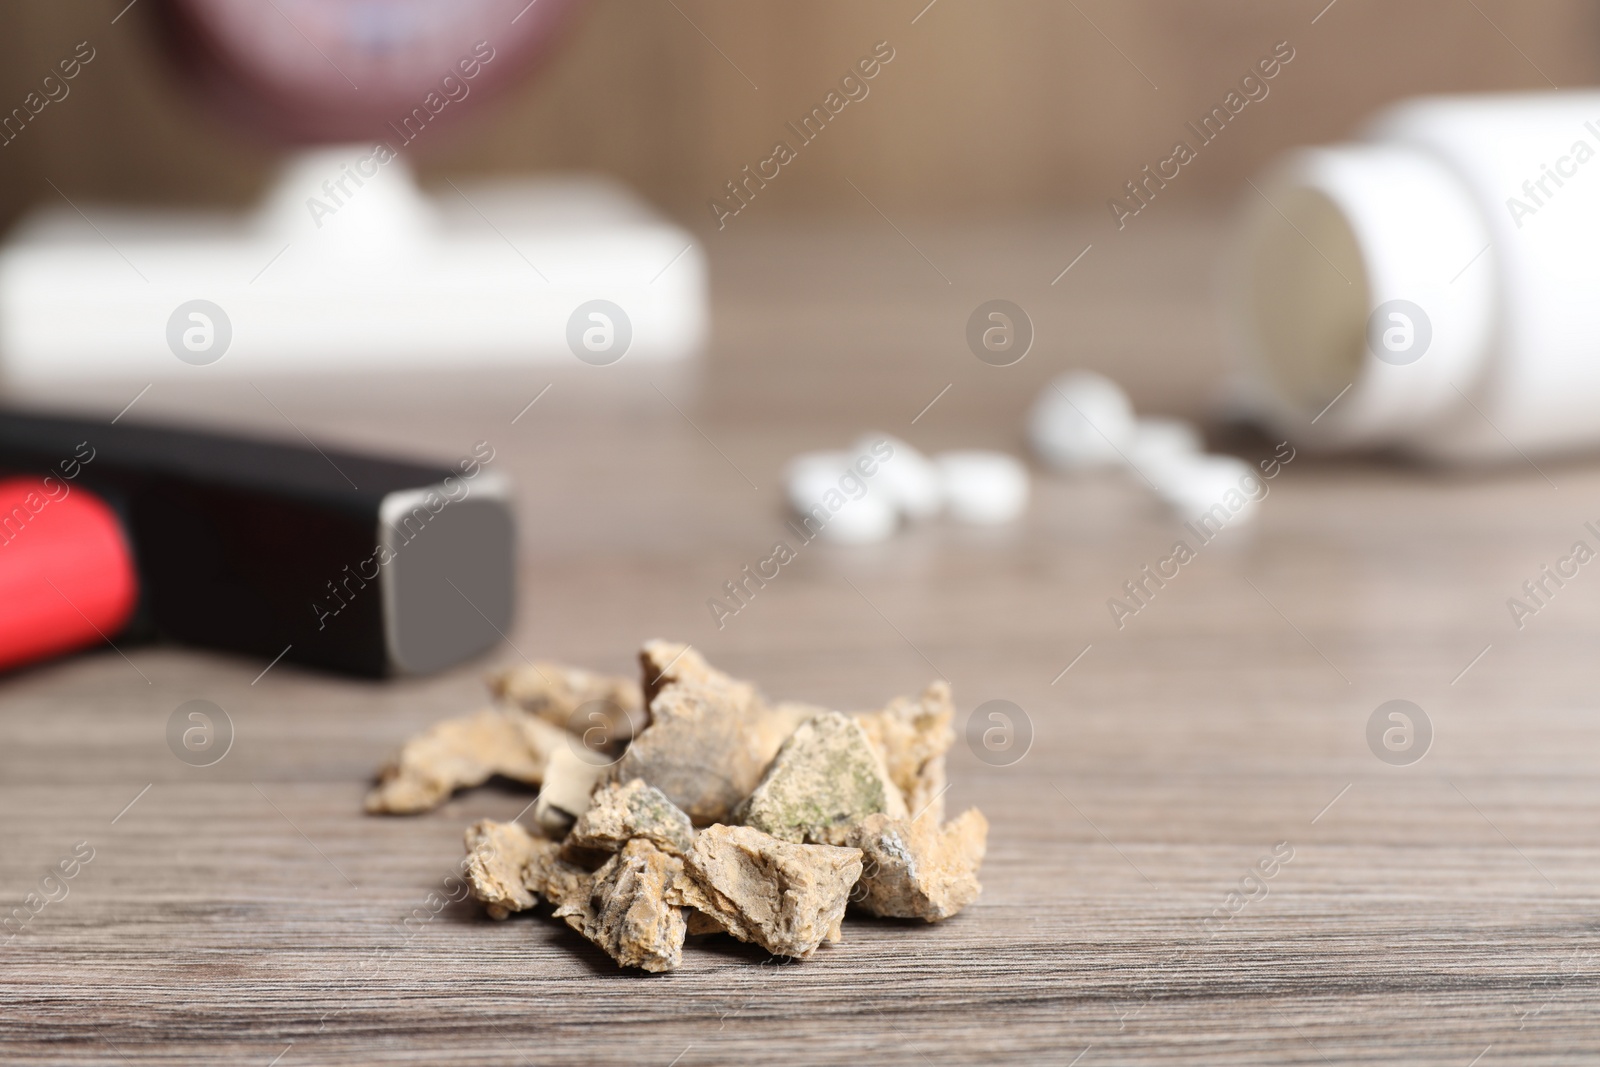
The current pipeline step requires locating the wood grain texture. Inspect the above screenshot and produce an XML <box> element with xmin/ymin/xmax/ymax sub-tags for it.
<box><xmin>5</xmin><ymin>215</ymin><xmax>1600</xmax><ymax>1065</ymax></box>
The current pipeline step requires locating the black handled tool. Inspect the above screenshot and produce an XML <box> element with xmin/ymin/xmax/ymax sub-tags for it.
<box><xmin>0</xmin><ymin>409</ymin><xmax>515</xmax><ymax>677</ymax></box>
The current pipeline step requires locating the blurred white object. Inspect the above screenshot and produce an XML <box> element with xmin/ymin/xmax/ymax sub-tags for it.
<box><xmin>784</xmin><ymin>451</ymin><xmax>851</xmax><ymax>512</ymax></box>
<box><xmin>815</xmin><ymin>493</ymin><xmax>898</xmax><ymax>544</ymax></box>
<box><xmin>1124</xmin><ymin>416</ymin><xmax>1203</xmax><ymax>478</ymax></box>
<box><xmin>1233</xmin><ymin>92</ymin><xmax>1600</xmax><ymax>461</ymax></box>
<box><xmin>853</xmin><ymin>432</ymin><xmax>942</xmax><ymax>521</ymax></box>
<box><xmin>1150</xmin><ymin>453</ymin><xmax>1260</xmax><ymax>527</ymax></box>
<box><xmin>1028</xmin><ymin>371</ymin><xmax>1136</xmax><ymax>469</ymax></box>
<box><xmin>784</xmin><ymin>451</ymin><xmax>898</xmax><ymax>544</ymax></box>
<box><xmin>936</xmin><ymin>450</ymin><xmax>1030</xmax><ymax>525</ymax></box>
<box><xmin>0</xmin><ymin>146</ymin><xmax>706</xmax><ymax>384</ymax></box>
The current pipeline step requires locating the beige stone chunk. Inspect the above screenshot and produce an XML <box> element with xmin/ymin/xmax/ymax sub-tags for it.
<box><xmin>639</xmin><ymin>641</ymin><xmax>740</xmax><ymax>707</ymax></box>
<box><xmin>533</xmin><ymin>745</ymin><xmax>612</xmax><ymax>837</ymax></box>
<box><xmin>538</xmin><ymin>856</ymin><xmax>585</xmax><ymax>900</ymax></box>
<box><xmin>462</xmin><ymin>819</ymin><xmax>561</xmax><ymax>920</ymax></box>
<box><xmin>364</xmin><ymin>708</ymin><xmax>569</xmax><ymax>814</ymax></box>
<box><xmin>843</xmin><ymin>809</ymin><xmax>987</xmax><ymax>922</ymax></box>
<box><xmin>639</xmin><ymin>645</ymin><xmax>812</xmax><ymax>753</ymax></box>
<box><xmin>619</xmin><ymin>643</ymin><xmax>801</xmax><ymax>826</ymax></box>
<box><xmin>668</xmin><ymin>824</ymin><xmax>862</xmax><ymax>959</ymax></box>
<box><xmin>487</xmin><ymin>661</ymin><xmax>644</xmax><ymax>741</ymax></box>
<box><xmin>855</xmin><ymin>681</ymin><xmax>955</xmax><ymax>823</ymax></box>
<box><xmin>737</xmin><ymin>712</ymin><xmax>907</xmax><ymax>844</ymax></box>
<box><xmin>546</xmin><ymin>839</ymin><xmax>687</xmax><ymax>972</ymax></box>
<box><xmin>685</xmin><ymin>911</ymin><xmax>726</xmax><ymax>936</ymax></box>
<box><xmin>567</xmin><ymin>779</ymin><xmax>695</xmax><ymax>857</ymax></box>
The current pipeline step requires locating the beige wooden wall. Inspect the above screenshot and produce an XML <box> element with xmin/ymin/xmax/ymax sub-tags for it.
<box><xmin>0</xmin><ymin>0</ymin><xmax>1596</xmax><ymax>231</ymax></box>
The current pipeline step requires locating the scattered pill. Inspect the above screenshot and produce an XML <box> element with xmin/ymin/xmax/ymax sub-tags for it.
<box><xmin>784</xmin><ymin>451</ymin><xmax>899</xmax><ymax>543</ymax></box>
<box><xmin>817</xmin><ymin>493</ymin><xmax>899</xmax><ymax>543</ymax></box>
<box><xmin>936</xmin><ymin>450</ymin><xmax>1030</xmax><ymax>525</ymax></box>
<box><xmin>1124</xmin><ymin>416</ymin><xmax>1204</xmax><ymax>479</ymax></box>
<box><xmin>1027</xmin><ymin>371</ymin><xmax>1136</xmax><ymax>470</ymax></box>
<box><xmin>1027</xmin><ymin>374</ymin><xmax>1270</xmax><ymax>527</ymax></box>
<box><xmin>784</xmin><ymin>451</ymin><xmax>852</xmax><ymax>515</ymax></box>
<box><xmin>853</xmin><ymin>432</ymin><xmax>943</xmax><ymax>522</ymax></box>
<box><xmin>1150</xmin><ymin>453</ymin><xmax>1260</xmax><ymax>527</ymax></box>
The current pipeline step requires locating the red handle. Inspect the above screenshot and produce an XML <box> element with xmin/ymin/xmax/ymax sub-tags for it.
<box><xmin>0</xmin><ymin>477</ymin><xmax>138</xmax><ymax>672</ymax></box>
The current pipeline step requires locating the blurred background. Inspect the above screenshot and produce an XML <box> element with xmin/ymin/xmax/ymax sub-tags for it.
<box><xmin>2</xmin><ymin>0</ymin><xmax>1595</xmax><ymax>220</ymax></box>
<box><xmin>0</xmin><ymin>0</ymin><xmax>1594</xmax><ymax>425</ymax></box>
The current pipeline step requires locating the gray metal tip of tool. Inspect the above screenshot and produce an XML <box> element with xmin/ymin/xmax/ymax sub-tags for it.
<box><xmin>379</xmin><ymin>473</ymin><xmax>516</xmax><ymax>676</ymax></box>
<box><xmin>0</xmin><ymin>409</ymin><xmax>519</xmax><ymax>679</ymax></box>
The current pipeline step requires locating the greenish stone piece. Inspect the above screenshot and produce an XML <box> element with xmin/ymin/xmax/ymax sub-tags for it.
<box><xmin>735</xmin><ymin>711</ymin><xmax>907</xmax><ymax>843</ymax></box>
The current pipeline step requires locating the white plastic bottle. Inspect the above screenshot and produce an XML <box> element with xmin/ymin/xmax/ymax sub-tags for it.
<box><xmin>1232</xmin><ymin>92</ymin><xmax>1600</xmax><ymax>461</ymax></box>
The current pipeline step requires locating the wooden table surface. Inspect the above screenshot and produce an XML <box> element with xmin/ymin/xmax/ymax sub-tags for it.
<box><xmin>5</xmin><ymin>215</ymin><xmax>1600</xmax><ymax>1066</ymax></box>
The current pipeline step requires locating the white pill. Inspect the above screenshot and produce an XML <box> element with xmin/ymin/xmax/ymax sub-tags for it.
<box><xmin>1027</xmin><ymin>371</ymin><xmax>1136</xmax><ymax>470</ymax></box>
<box><xmin>936</xmin><ymin>450</ymin><xmax>1030</xmax><ymax>525</ymax></box>
<box><xmin>1124</xmin><ymin>417</ymin><xmax>1203</xmax><ymax>480</ymax></box>
<box><xmin>784</xmin><ymin>451</ymin><xmax>852</xmax><ymax>516</ymax></box>
<box><xmin>816</xmin><ymin>492</ymin><xmax>898</xmax><ymax>543</ymax></box>
<box><xmin>784</xmin><ymin>451</ymin><xmax>898</xmax><ymax>543</ymax></box>
<box><xmin>1151</xmin><ymin>453</ymin><xmax>1261</xmax><ymax>528</ymax></box>
<box><xmin>852</xmin><ymin>432</ymin><xmax>943</xmax><ymax>521</ymax></box>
